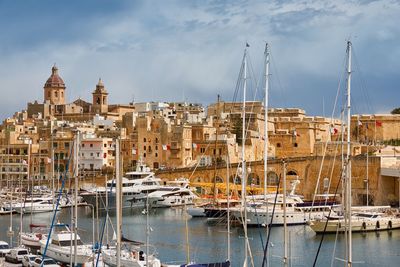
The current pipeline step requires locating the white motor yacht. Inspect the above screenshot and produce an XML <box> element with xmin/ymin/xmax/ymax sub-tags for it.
<box><xmin>39</xmin><ymin>223</ymin><xmax>93</xmax><ymax>264</ymax></box>
<box><xmin>81</xmin><ymin>163</ymin><xmax>161</xmax><ymax>210</ymax></box>
<box><xmin>145</xmin><ymin>178</ymin><xmax>198</xmax><ymax>208</ymax></box>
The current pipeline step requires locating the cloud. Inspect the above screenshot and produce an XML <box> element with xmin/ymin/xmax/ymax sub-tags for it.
<box><xmin>0</xmin><ymin>0</ymin><xmax>400</xmax><ymax>120</ymax></box>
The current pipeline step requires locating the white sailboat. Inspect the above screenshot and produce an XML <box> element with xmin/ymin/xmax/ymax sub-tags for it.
<box><xmin>101</xmin><ymin>139</ymin><xmax>161</xmax><ymax>267</ymax></box>
<box><xmin>309</xmin><ymin>41</ymin><xmax>400</xmax><ymax>237</ymax></box>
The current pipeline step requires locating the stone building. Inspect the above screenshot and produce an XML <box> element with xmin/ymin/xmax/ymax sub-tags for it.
<box><xmin>351</xmin><ymin>114</ymin><xmax>400</xmax><ymax>143</ymax></box>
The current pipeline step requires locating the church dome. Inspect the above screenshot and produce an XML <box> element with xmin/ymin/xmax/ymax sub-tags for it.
<box><xmin>44</xmin><ymin>65</ymin><xmax>65</xmax><ymax>88</ymax></box>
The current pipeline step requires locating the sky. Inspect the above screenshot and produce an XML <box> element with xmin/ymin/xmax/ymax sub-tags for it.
<box><xmin>0</xmin><ymin>0</ymin><xmax>399</xmax><ymax>120</ymax></box>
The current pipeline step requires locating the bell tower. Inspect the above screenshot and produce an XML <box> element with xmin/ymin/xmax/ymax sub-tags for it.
<box><xmin>44</xmin><ymin>65</ymin><xmax>66</xmax><ymax>105</ymax></box>
<box><xmin>92</xmin><ymin>78</ymin><xmax>108</xmax><ymax>114</ymax></box>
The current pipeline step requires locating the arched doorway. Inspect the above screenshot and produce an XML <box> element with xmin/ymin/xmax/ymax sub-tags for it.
<box><xmin>267</xmin><ymin>171</ymin><xmax>279</xmax><ymax>186</ymax></box>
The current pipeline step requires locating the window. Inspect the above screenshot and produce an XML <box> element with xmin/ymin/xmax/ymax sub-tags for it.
<box><xmin>200</xmin><ymin>148</ymin><xmax>205</xmax><ymax>153</ymax></box>
<box><xmin>277</xmin><ymin>143</ymin><xmax>281</xmax><ymax>148</ymax></box>
<box><xmin>155</xmin><ymin>138</ymin><xmax>159</xmax><ymax>143</ymax></box>
<box><xmin>65</xmin><ymin>142</ymin><xmax>69</xmax><ymax>148</ymax></box>
<box><xmin>294</xmin><ymin>143</ymin><xmax>298</xmax><ymax>147</ymax></box>
<box><xmin>55</xmin><ymin>91</ymin><xmax>58</xmax><ymax>97</ymax></box>
<box><xmin>267</xmin><ymin>171</ymin><xmax>279</xmax><ymax>186</ymax></box>
<box><xmin>97</xmin><ymin>153</ymin><xmax>100</xmax><ymax>157</ymax></box>
<box><xmin>144</xmin><ymin>146</ymin><xmax>146</xmax><ymax>151</ymax></box>
<box><xmin>90</xmin><ymin>153</ymin><xmax>93</xmax><ymax>157</ymax></box>
<box><xmin>104</xmin><ymin>143</ymin><xmax>107</xmax><ymax>147</ymax></box>
<box><xmin>323</xmin><ymin>177</ymin><xmax>329</xmax><ymax>189</ymax></box>
<box><xmin>155</xmin><ymin>145</ymin><xmax>158</xmax><ymax>150</ymax></box>
<box><xmin>90</xmin><ymin>144</ymin><xmax>93</xmax><ymax>147</ymax></box>
<box><xmin>155</xmin><ymin>153</ymin><xmax>158</xmax><ymax>157</ymax></box>
<box><xmin>82</xmin><ymin>143</ymin><xmax>85</xmax><ymax>147</ymax></box>
<box><xmin>143</xmin><ymin>153</ymin><xmax>146</xmax><ymax>158</ymax></box>
<box><xmin>144</xmin><ymin>138</ymin><xmax>147</xmax><ymax>142</ymax></box>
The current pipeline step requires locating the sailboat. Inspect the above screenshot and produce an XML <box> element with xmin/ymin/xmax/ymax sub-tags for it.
<box><xmin>309</xmin><ymin>41</ymin><xmax>400</xmax><ymax>236</ymax></box>
<box><xmin>101</xmin><ymin>139</ymin><xmax>162</xmax><ymax>267</ymax></box>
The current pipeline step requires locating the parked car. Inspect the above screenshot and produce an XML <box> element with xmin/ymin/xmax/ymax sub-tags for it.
<box><xmin>31</xmin><ymin>257</ymin><xmax>61</xmax><ymax>267</ymax></box>
<box><xmin>22</xmin><ymin>254</ymin><xmax>38</xmax><ymax>267</ymax></box>
<box><xmin>0</xmin><ymin>241</ymin><xmax>10</xmax><ymax>257</ymax></box>
<box><xmin>5</xmin><ymin>247</ymin><xmax>29</xmax><ymax>263</ymax></box>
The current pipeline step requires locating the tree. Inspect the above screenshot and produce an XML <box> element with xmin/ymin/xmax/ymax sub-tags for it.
<box><xmin>390</xmin><ymin>107</ymin><xmax>400</xmax><ymax>114</ymax></box>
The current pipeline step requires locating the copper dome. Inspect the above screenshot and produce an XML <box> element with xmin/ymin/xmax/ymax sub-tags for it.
<box><xmin>44</xmin><ymin>65</ymin><xmax>66</xmax><ymax>88</ymax></box>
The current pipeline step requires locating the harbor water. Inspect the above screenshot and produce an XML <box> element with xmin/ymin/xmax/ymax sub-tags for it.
<box><xmin>1</xmin><ymin>207</ymin><xmax>399</xmax><ymax>266</ymax></box>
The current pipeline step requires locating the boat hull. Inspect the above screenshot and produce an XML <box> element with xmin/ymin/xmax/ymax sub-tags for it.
<box><xmin>40</xmin><ymin>244</ymin><xmax>93</xmax><ymax>264</ymax></box>
<box><xmin>81</xmin><ymin>193</ymin><xmax>146</xmax><ymax>210</ymax></box>
<box><xmin>102</xmin><ymin>248</ymin><xmax>161</xmax><ymax>267</ymax></box>
<box><xmin>309</xmin><ymin>217</ymin><xmax>400</xmax><ymax>233</ymax></box>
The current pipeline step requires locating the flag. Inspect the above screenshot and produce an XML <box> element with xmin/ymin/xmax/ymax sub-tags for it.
<box><xmin>358</xmin><ymin>120</ymin><xmax>363</xmax><ymax>126</ymax></box>
<box><xmin>132</xmin><ymin>149</ymin><xmax>137</xmax><ymax>155</ymax></box>
<box><xmin>293</xmin><ymin>129</ymin><xmax>300</xmax><ymax>137</ymax></box>
<box><xmin>47</xmin><ymin>157</ymin><xmax>51</xmax><ymax>163</ymax></box>
<box><xmin>192</xmin><ymin>143</ymin><xmax>198</xmax><ymax>149</ymax></box>
<box><xmin>162</xmin><ymin>144</ymin><xmax>170</xmax><ymax>151</ymax></box>
<box><xmin>330</xmin><ymin>127</ymin><xmax>338</xmax><ymax>135</ymax></box>
<box><xmin>376</xmin><ymin>120</ymin><xmax>382</xmax><ymax>127</ymax></box>
<box><xmin>22</xmin><ymin>159</ymin><xmax>27</xmax><ymax>165</ymax></box>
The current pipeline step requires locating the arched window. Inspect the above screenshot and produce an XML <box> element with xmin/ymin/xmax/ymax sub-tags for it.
<box><xmin>287</xmin><ymin>170</ymin><xmax>298</xmax><ymax>176</ymax></box>
<box><xmin>248</xmin><ymin>173</ymin><xmax>260</xmax><ymax>186</ymax></box>
<box><xmin>144</xmin><ymin>138</ymin><xmax>147</xmax><ymax>142</ymax></box>
<box><xmin>97</xmin><ymin>97</ymin><xmax>101</xmax><ymax>104</ymax></box>
<box><xmin>55</xmin><ymin>91</ymin><xmax>58</xmax><ymax>98</ymax></box>
<box><xmin>323</xmin><ymin>177</ymin><xmax>329</xmax><ymax>189</ymax></box>
<box><xmin>230</xmin><ymin>175</ymin><xmax>241</xmax><ymax>185</ymax></box>
<box><xmin>267</xmin><ymin>171</ymin><xmax>279</xmax><ymax>186</ymax></box>
<box><xmin>214</xmin><ymin>176</ymin><xmax>224</xmax><ymax>183</ymax></box>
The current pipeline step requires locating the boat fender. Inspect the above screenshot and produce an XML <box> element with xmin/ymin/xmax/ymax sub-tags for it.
<box><xmin>376</xmin><ymin>221</ymin><xmax>380</xmax><ymax>229</ymax></box>
<box><xmin>362</xmin><ymin>222</ymin><xmax>366</xmax><ymax>230</ymax></box>
<box><xmin>388</xmin><ymin>221</ymin><xmax>392</xmax><ymax>229</ymax></box>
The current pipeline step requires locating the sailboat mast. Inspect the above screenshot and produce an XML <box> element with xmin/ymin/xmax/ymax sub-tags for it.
<box><xmin>345</xmin><ymin>40</ymin><xmax>353</xmax><ymax>267</ymax></box>
<box><xmin>226</xmin><ymin>152</ymin><xmax>231</xmax><ymax>262</ymax></box>
<box><xmin>74</xmin><ymin>131</ymin><xmax>80</xmax><ymax>266</ymax></box>
<box><xmin>116</xmin><ymin>138</ymin><xmax>121</xmax><ymax>267</ymax></box>
<box><xmin>283</xmin><ymin>160</ymin><xmax>288</xmax><ymax>265</ymax></box>
<box><xmin>264</xmin><ymin>43</ymin><xmax>269</xmax><ymax>200</ymax></box>
<box><xmin>242</xmin><ymin>45</ymin><xmax>248</xmax><ymax>266</ymax></box>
